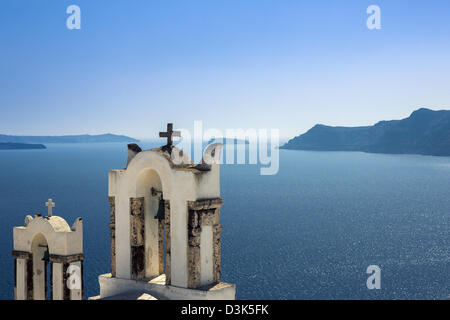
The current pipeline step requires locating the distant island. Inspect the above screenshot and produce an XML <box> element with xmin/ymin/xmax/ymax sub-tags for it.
<box><xmin>281</xmin><ymin>108</ymin><xmax>450</xmax><ymax>156</ymax></box>
<box><xmin>207</xmin><ymin>138</ymin><xmax>250</xmax><ymax>145</ymax></box>
<box><xmin>0</xmin><ymin>133</ymin><xmax>139</xmax><ymax>144</ymax></box>
<box><xmin>0</xmin><ymin>143</ymin><xmax>46</xmax><ymax>150</ymax></box>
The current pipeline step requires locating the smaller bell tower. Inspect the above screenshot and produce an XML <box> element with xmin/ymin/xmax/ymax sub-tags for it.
<box><xmin>12</xmin><ymin>199</ymin><xmax>84</xmax><ymax>300</ymax></box>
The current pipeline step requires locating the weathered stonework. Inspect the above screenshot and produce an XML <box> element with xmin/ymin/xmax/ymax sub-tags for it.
<box><xmin>49</xmin><ymin>253</ymin><xmax>84</xmax><ymax>264</ymax></box>
<box><xmin>12</xmin><ymin>250</ymin><xmax>32</xmax><ymax>260</ymax></box>
<box><xmin>213</xmin><ymin>224</ymin><xmax>222</xmax><ymax>282</ymax></box>
<box><xmin>130</xmin><ymin>197</ymin><xmax>145</xmax><ymax>280</ymax></box>
<box><xmin>187</xmin><ymin>224</ymin><xmax>201</xmax><ymax>288</ymax></box>
<box><xmin>163</xmin><ymin>201</ymin><xmax>171</xmax><ymax>285</ymax></box>
<box><xmin>108</xmin><ymin>196</ymin><xmax>116</xmax><ymax>277</ymax></box>
<box><xmin>187</xmin><ymin>198</ymin><xmax>223</xmax><ymax>288</ymax></box>
<box><xmin>158</xmin><ymin>219</ymin><xmax>164</xmax><ymax>275</ymax></box>
<box><xmin>187</xmin><ymin>198</ymin><xmax>223</xmax><ymax>211</ymax></box>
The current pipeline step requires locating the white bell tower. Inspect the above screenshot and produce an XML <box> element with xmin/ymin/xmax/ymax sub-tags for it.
<box><xmin>12</xmin><ymin>200</ymin><xmax>84</xmax><ymax>300</ymax></box>
<box><xmin>95</xmin><ymin>124</ymin><xmax>236</xmax><ymax>300</ymax></box>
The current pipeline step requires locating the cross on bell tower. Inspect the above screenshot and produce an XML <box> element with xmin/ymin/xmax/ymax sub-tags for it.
<box><xmin>159</xmin><ymin>123</ymin><xmax>181</xmax><ymax>151</ymax></box>
<box><xmin>45</xmin><ymin>199</ymin><xmax>55</xmax><ymax>217</ymax></box>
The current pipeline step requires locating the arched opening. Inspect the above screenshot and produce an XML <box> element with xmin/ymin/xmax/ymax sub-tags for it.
<box><xmin>30</xmin><ymin>233</ymin><xmax>50</xmax><ymax>300</ymax></box>
<box><xmin>136</xmin><ymin>168</ymin><xmax>167</xmax><ymax>279</ymax></box>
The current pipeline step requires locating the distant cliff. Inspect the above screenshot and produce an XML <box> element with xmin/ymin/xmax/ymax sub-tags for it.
<box><xmin>281</xmin><ymin>108</ymin><xmax>450</xmax><ymax>156</ymax></box>
<box><xmin>0</xmin><ymin>143</ymin><xmax>46</xmax><ymax>150</ymax></box>
<box><xmin>0</xmin><ymin>133</ymin><xmax>139</xmax><ymax>144</ymax></box>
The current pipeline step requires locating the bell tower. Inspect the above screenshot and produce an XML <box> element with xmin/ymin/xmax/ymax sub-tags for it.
<box><xmin>12</xmin><ymin>200</ymin><xmax>84</xmax><ymax>300</ymax></box>
<box><xmin>96</xmin><ymin>124</ymin><xmax>236</xmax><ymax>300</ymax></box>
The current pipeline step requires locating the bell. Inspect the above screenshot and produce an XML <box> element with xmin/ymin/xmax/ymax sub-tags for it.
<box><xmin>154</xmin><ymin>198</ymin><xmax>165</xmax><ymax>220</ymax></box>
<box><xmin>42</xmin><ymin>250</ymin><xmax>50</xmax><ymax>262</ymax></box>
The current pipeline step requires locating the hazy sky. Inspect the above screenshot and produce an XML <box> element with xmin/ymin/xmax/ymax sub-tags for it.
<box><xmin>1</xmin><ymin>0</ymin><xmax>450</xmax><ymax>139</ymax></box>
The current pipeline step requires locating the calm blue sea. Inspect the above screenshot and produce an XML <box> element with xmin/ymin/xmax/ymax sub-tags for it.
<box><xmin>0</xmin><ymin>143</ymin><xmax>449</xmax><ymax>300</ymax></box>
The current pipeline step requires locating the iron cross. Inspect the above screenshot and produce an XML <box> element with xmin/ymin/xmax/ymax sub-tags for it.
<box><xmin>159</xmin><ymin>123</ymin><xmax>181</xmax><ymax>147</ymax></box>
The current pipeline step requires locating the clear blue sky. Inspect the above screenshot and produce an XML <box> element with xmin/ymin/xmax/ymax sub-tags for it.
<box><xmin>1</xmin><ymin>0</ymin><xmax>450</xmax><ymax>139</ymax></box>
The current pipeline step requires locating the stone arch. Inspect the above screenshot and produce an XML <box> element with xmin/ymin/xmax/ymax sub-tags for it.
<box><xmin>30</xmin><ymin>233</ymin><xmax>49</xmax><ymax>300</ymax></box>
<box><xmin>135</xmin><ymin>168</ymin><xmax>166</xmax><ymax>279</ymax></box>
<box><xmin>124</xmin><ymin>149</ymin><xmax>199</xmax><ymax>284</ymax></box>
<box><xmin>23</xmin><ymin>216</ymin><xmax>71</xmax><ymax>254</ymax></box>
<box><xmin>126</xmin><ymin>150</ymin><xmax>176</xmax><ymax>199</ymax></box>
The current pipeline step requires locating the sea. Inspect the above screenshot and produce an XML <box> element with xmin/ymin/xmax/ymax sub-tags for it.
<box><xmin>0</xmin><ymin>142</ymin><xmax>449</xmax><ymax>300</ymax></box>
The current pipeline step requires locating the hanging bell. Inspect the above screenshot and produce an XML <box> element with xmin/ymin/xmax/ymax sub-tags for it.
<box><xmin>155</xmin><ymin>198</ymin><xmax>165</xmax><ymax>220</ymax></box>
<box><xmin>42</xmin><ymin>250</ymin><xmax>50</xmax><ymax>262</ymax></box>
